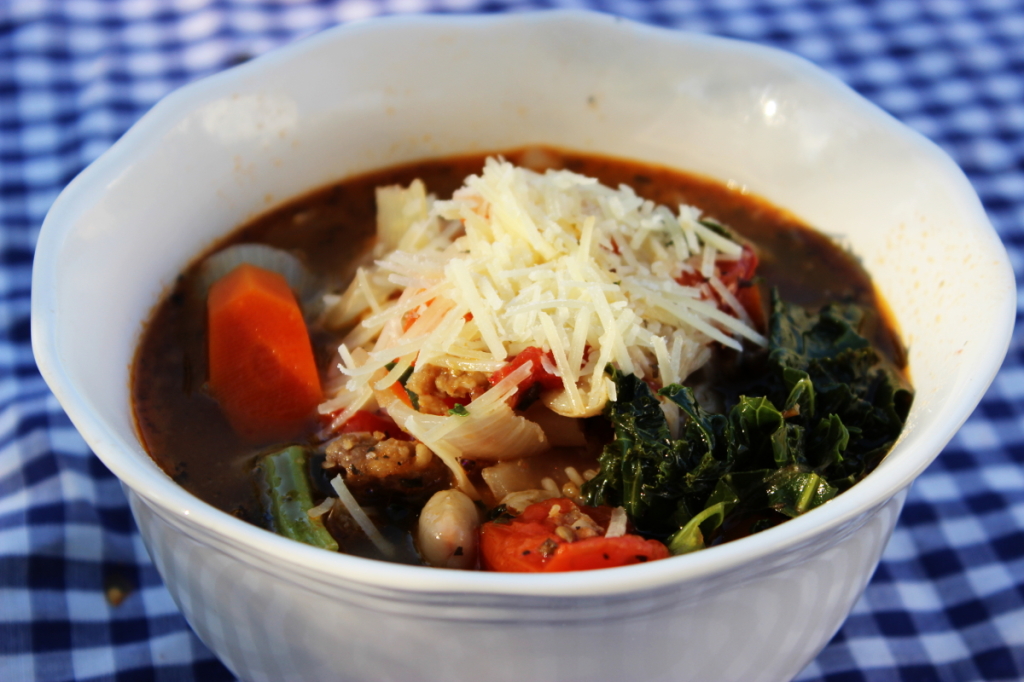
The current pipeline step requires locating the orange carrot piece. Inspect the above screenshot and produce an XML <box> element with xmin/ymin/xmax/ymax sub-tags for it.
<box><xmin>391</xmin><ymin>381</ymin><xmax>414</xmax><ymax>408</ymax></box>
<box><xmin>207</xmin><ymin>263</ymin><xmax>321</xmax><ymax>442</ymax></box>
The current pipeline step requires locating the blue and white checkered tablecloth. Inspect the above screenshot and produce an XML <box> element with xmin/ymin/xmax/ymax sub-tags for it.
<box><xmin>2</xmin><ymin>1</ymin><xmax>1022</xmax><ymax>680</ymax></box>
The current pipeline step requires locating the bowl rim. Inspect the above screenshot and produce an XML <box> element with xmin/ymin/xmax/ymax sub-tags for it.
<box><xmin>31</xmin><ymin>9</ymin><xmax>1017</xmax><ymax>598</ymax></box>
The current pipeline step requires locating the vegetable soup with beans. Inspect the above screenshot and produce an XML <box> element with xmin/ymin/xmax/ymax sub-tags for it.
<box><xmin>132</xmin><ymin>147</ymin><xmax>912</xmax><ymax>571</ymax></box>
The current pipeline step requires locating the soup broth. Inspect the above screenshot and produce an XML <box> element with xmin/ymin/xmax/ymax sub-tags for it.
<box><xmin>133</xmin><ymin>148</ymin><xmax>910</xmax><ymax>569</ymax></box>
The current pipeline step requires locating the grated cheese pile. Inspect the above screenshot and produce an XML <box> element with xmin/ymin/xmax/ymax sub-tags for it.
<box><xmin>318</xmin><ymin>157</ymin><xmax>766</xmax><ymax>436</ymax></box>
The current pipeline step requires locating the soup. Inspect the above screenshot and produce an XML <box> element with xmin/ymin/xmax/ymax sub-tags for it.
<box><xmin>132</xmin><ymin>148</ymin><xmax>911</xmax><ymax>570</ymax></box>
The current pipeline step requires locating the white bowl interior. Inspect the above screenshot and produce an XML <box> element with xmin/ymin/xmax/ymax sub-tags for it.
<box><xmin>33</xmin><ymin>12</ymin><xmax>1015</xmax><ymax>595</ymax></box>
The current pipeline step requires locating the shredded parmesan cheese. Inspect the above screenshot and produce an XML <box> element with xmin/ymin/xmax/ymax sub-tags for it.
<box><xmin>319</xmin><ymin>158</ymin><xmax>765</xmax><ymax>479</ymax></box>
<box><xmin>605</xmin><ymin>507</ymin><xmax>628</xmax><ymax>538</ymax></box>
<box><xmin>330</xmin><ymin>474</ymin><xmax>396</xmax><ymax>558</ymax></box>
<box><xmin>306</xmin><ymin>496</ymin><xmax>336</xmax><ymax>520</ymax></box>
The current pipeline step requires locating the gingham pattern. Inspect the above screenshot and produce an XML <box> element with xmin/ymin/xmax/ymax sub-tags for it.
<box><xmin>2</xmin><ymin>1</ymin><xmax>1022</xmax><ymax>680</ymax></box>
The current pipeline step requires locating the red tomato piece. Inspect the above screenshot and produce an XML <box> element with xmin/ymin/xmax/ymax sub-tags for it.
<box><xmin>675</xmin><ymin>270</ymin><xmax>705</xmax><ymax>288</ymax></box>
<box><xmin>488</xmin><ymin>347</ymin><xmax>562</xmax><ymax>408</ymax></box>
<box><xmin>675</xmin><ymin>244</ymin><xmax>763</xmax><ymax>330</ymax></box>
<box><xmin>479</xmin><ymin>518</ymin><xmax>557</xmax><ymax>572</ymax></box>
<box><xmin>339</xmin><ymin>410</ymin><xmax>410</xmax><ymax>441</ymax></box>
<box><xmin>479</xmin><ymin>498</ymin><xmax>670</xmax><ymax>573</ymax></box>
<box><xmin>722</xmin><ymin>245</ymin><xmax>764</xmax><ymax>328</ymax></box>
<box><xmin>542</xmin><ymin>535</ymin><xmax>671</xmax><ymax>572</ymax></box>
<box><xmin>735</xmin><ymin>282</ymin><xmax>766</xmax><ymax>331</ymax></box>
<box><xmin>719</xmin><ymin>244</ymin><xmax>759</xmax><ymax>287</ymax></box>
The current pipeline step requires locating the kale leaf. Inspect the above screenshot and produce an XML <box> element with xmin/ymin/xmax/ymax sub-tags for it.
<box><xmin>581</xmin><ymin>289</ymin><xmax>912</xmax><ymax>553</ymax></box>
<box><xmin>762</xmin><ymin>289</ymin><xmax>912</xmax><ymax>488</ymax></box>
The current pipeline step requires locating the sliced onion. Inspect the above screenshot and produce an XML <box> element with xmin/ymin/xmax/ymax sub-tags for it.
<box><xmin>446</xmin><ymin>405</ymin><xmax>548</xmax><ymax>460</ymax></box>
<box><xmin>195</xmin><ymin>243</ymin><xmax>319</xmax><ymax>315</ymax></box>
<box><xmin>387</xmin><ymin>400</ymin><xmax>548</xmax><ymax>461</ymax></box>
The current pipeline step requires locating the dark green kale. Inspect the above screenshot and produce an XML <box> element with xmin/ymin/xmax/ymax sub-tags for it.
<box><xmin>582</xmin><ymin>289</ymin><xmax>912</xmax><ymax>554</ymax></box>
<box><xmin>760</xmin><ymin>289</ymin><xmax>912</xmax><ymax>488</ymax></box>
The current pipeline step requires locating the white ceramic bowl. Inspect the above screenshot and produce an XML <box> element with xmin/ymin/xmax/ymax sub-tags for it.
<box><xmin>32</xmin><ymin>11</ymin><xmax>1015</xmax><ymax>682</ymax></box>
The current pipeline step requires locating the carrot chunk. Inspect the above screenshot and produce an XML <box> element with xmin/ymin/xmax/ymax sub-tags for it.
<box><xmin>207</xmin><ymin>264</ymin><xmax>321</xmax><ymax>441</ymax></box>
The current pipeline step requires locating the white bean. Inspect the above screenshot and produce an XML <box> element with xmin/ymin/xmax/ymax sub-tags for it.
<box><xmin>417</xmin><ymin>489</ymin><xmax>481</xmax><ymax>570</ymax></box>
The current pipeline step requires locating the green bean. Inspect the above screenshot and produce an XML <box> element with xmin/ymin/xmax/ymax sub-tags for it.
<box><xmin>255</xmin><ymin>445</ymin><xmax>338</xmax><ymax>551</ymax></box>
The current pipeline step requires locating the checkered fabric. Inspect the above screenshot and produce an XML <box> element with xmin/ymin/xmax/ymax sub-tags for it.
<box><xmin>2</xmin><ymin>1</ymin><xmax>1022</xmax><ymax>680</ymax></box>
